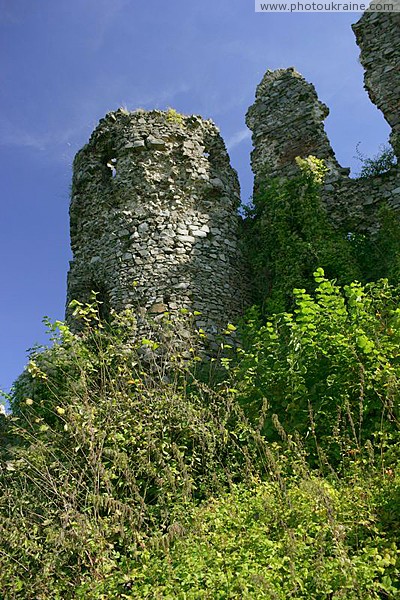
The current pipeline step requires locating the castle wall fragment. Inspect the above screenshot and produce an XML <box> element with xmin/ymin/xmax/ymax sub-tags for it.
<box><xmin>246</xmin><ymin>12</ymin><xmax>400</xmax><ymax>235</ymax></box>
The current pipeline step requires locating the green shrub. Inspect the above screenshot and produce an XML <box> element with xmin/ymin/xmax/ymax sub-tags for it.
<box><xmin>349</xmin><ymin>204</ymin><xmax>400</xmax><ymax>284</ymax></box>
<box><xmin>230</xmin><ymin>270</ymin><xmax>400</xmax><ymax>464</ymax></box>
<box><xmin>76</xmin><ymin>444</ymin><xmax>400</xmax><ymax>599</ymax></box>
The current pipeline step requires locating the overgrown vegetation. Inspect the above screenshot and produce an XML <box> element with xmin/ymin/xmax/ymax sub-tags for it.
<box><xmin>230</xmin><ymin>271</ymin><xmax>400</xmax><ymax>462</ymax></box>
<box><xmin>80</xmin><ymin>469</ymin><xmax>399</xmax><ymax>599</ymax></box>
<box><xmin>349</xmin><ymin>204</ymin><xmax>400</xmax><ymax>285</ymax></box>
<box><xmin>1</xmin><ymin>155</ymin><xmax>400</xmax><ymax>598</ymax></box>
<box><xmin>2</xmin><ymin>275</ymin><xmax>399</xmax><ymax>598</ymax></box>
<box><xmin>0</xmin><ymin>304</ymin><xmax>267</xmax><ymax>598</ymax></box>
<box><xmin>243</xmin><ymin>153</ymin><xmax>400</xmax><ymax>315</ymax></box>
<box><xmin>242</xmin><ymin>156</ymin><xmax>360</xmax><ymax>315</ymax></box>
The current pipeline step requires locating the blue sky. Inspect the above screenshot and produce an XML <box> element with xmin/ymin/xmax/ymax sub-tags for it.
<box><xmin>0</xmin><ymin>0</ymin><xmax>391</xmax><ymax>398</ymax></box>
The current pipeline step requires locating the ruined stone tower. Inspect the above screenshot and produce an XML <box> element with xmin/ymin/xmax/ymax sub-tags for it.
<box><xmin>67</xmin><ymin>109</ymin><xmax>249</xmax><ymax>337</ymax></box>
<box><xmin>246</xmin><ymin>12</ymin><xmax>400</xmax><ymax>234</ymax></box>
<box><xmin>353</xmin><ymin>11</ymin><xmax>400</xmax><ymax>160</ymax></box>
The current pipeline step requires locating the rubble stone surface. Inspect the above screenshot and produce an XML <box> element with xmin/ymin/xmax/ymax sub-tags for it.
<box><xmin>67</xmin><ymin>109</ymin><xmax>250</xmax><ymax>339</ymax></box>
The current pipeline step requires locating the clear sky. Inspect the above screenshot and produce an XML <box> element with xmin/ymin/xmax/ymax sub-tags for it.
<box><xmin>0</xmin><ymin>0</ymin><xmax>392</xmax><ymax>399</ymax></box>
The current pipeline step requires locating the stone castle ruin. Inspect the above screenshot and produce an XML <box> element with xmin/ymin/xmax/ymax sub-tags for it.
<box><xmin>246</xmin><ymin>11</ymin><xmax>400</xmax><ymax>234</ymax></box>
<box><xmin>67</xmin><ymin>110</ymin><xmax>249</xmax><ymax>338</ymax></box>
<box><xmin>67</xmin><ymin>11</ymin><xmax>400</xmax><ymax>333</ymax></box>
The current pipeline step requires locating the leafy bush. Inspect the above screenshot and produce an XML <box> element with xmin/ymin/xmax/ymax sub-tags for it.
<box><xmin>77</xmin><ymin>444</ymin><xmax>400</xmax><ymax>599</ymax></box>
<box><xmin>230</xmin><ymin>270</ymin><xmax>400</xmax><ymax>464</ymax></box>
<box><xmin>349</xmin><ymin>204</ymin><xmax>400</xmax><ymax>285</ymax></box>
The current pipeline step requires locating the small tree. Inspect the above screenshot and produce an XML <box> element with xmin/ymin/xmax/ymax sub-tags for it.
<box><xmin>355</xmin><ymin>143</ymin><xmax>397</xmax><ymax>179</ymax></box>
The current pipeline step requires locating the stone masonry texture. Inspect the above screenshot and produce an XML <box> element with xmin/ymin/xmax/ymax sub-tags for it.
<box><xmin>353</xmin><ymin>11</ymin><xmax>400</xmax><ymax>160</ymax></box>
<box><xmin>246</xmin><ymin>12</ymin><xmax>400</xmax><ymax>235</ymax></box>
<box><xmin>245</xmin><ymin>67</ymin><xmax>347</xmax><ymax>187</ymax></box>
<box><xmin>67</xmin><ymin>109</ymin><xmax>249</xmax><ymax>339</ymax></box>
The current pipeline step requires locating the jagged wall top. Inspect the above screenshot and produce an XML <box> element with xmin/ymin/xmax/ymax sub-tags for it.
<box><xmin>246</xmin><ymin>67</ymin><xmax>346</xmax><ymax>191</ymax></box>
<box><xmin>246</xmin><ymin>13</ymin><xmax>400</xmax><ymax>233</ymax></box>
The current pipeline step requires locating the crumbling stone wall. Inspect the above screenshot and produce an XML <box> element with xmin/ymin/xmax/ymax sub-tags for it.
<box><xmin>245</xmin><ymin>68</ymin><xmax>347</xmax><ymax>188</ymax></box>
<box><xmin>353</xmin><ymin>11</ymin><xmax>400</xmax><ymax>159</ymax></box>
<box><xmin>246</xmin><ymin>12</ymin><xmax>400</xmax><ymax>235</ymax></box>
<box><xmin>67</xmin><ymin>10</ymin><xmax>399</xmax><ymax>336</ymax></box>
<box><xmin>67</xmin><ymin>109</ymin><xmax>249</xmax><ymax>338</ymax></box>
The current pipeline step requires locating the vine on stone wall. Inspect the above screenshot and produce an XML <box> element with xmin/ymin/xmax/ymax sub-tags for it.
<box><xmin>242</xmin><ymin>156</ymin><xmax>360</xmax><ymax>316</ymax></box>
